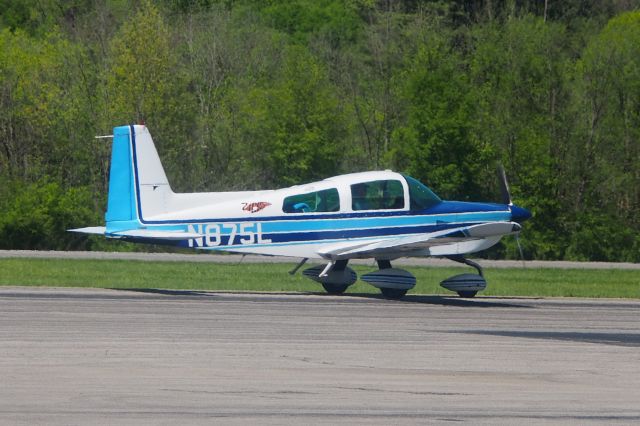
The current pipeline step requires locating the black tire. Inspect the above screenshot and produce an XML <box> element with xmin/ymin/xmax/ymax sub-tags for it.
<box><xmin>322</xmin><ymin>283</ymin><xmax>349</xmax><ymax>295</ymax></box>
<box><xmin>457</xmin><ymin>291</ymin><xmax>477</xmax><ymax>298</ymax></box>
<box><xmin>380</xmin><ymin>288</ymin><xmax>407</xmax><ymax>299</ymax></box>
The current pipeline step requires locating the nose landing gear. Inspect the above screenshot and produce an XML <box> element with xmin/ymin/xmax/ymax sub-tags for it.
<box><xmin>440</xmin><ymin>256</ymin><xmax>487</xmax><ymax>298</ymax></box>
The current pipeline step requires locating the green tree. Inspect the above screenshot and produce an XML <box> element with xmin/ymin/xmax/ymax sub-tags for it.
<box><xmin>334</xmin><ymin>1</ymin><xmax>407</xmax><ymax>171</ymax></box>
<box><xmin>0</xmin><ymin>178</ymin><xmax>99</xmax><ymax>250</ymax></box>
<box><xmin>470</xmin><ymin>16</ymin><xmax>570</xmax><ymax>259</ymax></box>
<box><xmin>0</xmin><ymin>0</ymin><xmax>91</xmax><ymax>35</ymax></box>
<box><xmin>236</xmin><ymin>46</ymin><xmax>346</xmax><ymax>187</ymax></box>
<box><xmin>103</xmin><ymin>0</ymin><xmax>195</xmax><ymax>190</ymax></box>
<box><xmin>566</xmin><ymin>11</ymin><xmax>640</xmax><ymax>261</ymax></box>
<box><xmin>173</xmin><ymin>7</ymin><xmax>285</xmax><ymax>190</ymax></box>
<box><xmin>0</xmin><ymin>28</ymin><xmax>94</xmax><ymax>184</ymax></box>
<box><xmin>390</xmin><ymin>23</ymin><xmax>492</xmax><ymax>201</ymax></box>
<box><xmin>250</xmin><ymin>0</ymin><xmax>362</xmax><ymax>48</ymax></box>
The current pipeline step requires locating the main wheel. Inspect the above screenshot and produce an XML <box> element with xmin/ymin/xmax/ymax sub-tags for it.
<box><xmin>457</xmin><ymin>291</ymin><xmax>477</xmax><ymax>298</ymax></box>
<box><xmin>322</xmin><ymin>283</ymin><xmax>349</xmax><ymax>295</ymax></box>
<box><xmin>380</xmin><ymin>288</ymin><xmax>407</xmax><ymax>299</ymax></box>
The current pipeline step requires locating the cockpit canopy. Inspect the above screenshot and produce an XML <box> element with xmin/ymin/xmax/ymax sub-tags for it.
<box><xmin>281</xmin><ymin>173</ymin><xmax>440</xmax><ymax>214</ymax></box>
<box><xmin>403</xmin><ymin>174</ymin><xmax>441</xmax><ymax>210</ymax></box>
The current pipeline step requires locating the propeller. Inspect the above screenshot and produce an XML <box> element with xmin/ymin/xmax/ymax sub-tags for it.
<box><xmin>497</xmin><ymin>164</ymin><xmax>512</xmax><ymax>207</ymax></box>
<box><xmin>515</xmin><ymin>234</ymin><xmax>525</xmax><ymax>267</ymax></box>
<box><xmin>497</xmin><ymin>164</ymin><xmax>526</xmax><ymax>266</ymax></box>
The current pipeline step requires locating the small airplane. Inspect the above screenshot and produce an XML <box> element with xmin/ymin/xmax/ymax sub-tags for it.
<box><xmin>72</xmin><ymin>124</ymin><xmax>531</xmax><ymax>299</ymax></box>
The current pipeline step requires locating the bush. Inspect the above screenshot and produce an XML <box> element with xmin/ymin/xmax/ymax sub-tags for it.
<box><xmin>0</xmin><ymin>178</ymin><xmax>101</xmax><ymax>250</ymax></box>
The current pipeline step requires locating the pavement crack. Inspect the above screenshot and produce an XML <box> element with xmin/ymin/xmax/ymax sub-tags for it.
<box><xmin>333</xmin><ymin>386</ymin><xmax>469</xmax><ymax>396</ymax></box>
<box><xmin>280</xmin><ymin>354</ymin><xmax>336</xmax><ymax>366</ymax></box>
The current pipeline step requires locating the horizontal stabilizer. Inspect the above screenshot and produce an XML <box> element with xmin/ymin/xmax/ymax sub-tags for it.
<box><xmin>110</xmin><ymin>229</ymin><xmax>203</xmax><ymax>240</ymax></box>
<box><xmin>68</xmin><ymin>227</ymin><xmax>202</xmax><ymax>240</ymax></box>
<box><xmin>69</xmin><ymin>226</ymin><xmax>107</xmax><ymax>235</ymax></box>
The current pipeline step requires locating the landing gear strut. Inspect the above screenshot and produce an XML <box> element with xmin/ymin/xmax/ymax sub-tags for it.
<box><xmin>302</xmin><ymin>259</ymin><xmax>357</xmax><ymax>295</ymax></box>
<box><xmin>321</xmin><ymin>260</ymin><xmax>350</xmax><ymax>294</ymax></box>
<box><xmin>445</xmin><ymin>256</ymin><xmax>484</xmax><ymax>277</ymax></box>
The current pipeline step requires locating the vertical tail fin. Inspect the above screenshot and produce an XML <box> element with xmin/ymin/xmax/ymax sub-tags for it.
<box><xmin>105</xmin><ymin>125</ymin><xmax>173</xmax><ymax>231</ymax></box>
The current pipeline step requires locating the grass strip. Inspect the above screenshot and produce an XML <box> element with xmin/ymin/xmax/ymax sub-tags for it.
<box><xmin>1</xmin><ymin>258</ymin><xmax>638</xmax><ymax>298</ymax></box>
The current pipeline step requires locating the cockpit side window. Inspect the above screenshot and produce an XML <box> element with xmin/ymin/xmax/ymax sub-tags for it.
<box><xmin>283</xmin><ymin>188</ymin><xmax>340</xmax><ymax>213</ymax></box>
<box><xmin>403</xmin><ymin>175</ymin><xmax>441</xmax><ymax>210</ymax></box>
<box><xmin>351</xmin><ymin>180</ymin><xmax>405</xmax><ymax>211</ymax></box>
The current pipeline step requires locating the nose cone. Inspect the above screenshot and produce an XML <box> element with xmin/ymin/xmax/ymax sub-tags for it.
<box><xmin>511</xmin><ymin>204</ymin><xmax>532</xmax><ymax>223</ymax></box>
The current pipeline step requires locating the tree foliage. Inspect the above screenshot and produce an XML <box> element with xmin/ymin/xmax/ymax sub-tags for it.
<box><xmin>1</xmin><ymin>1</ymin><xmax>640</xmax><ymax>260</ymax></box>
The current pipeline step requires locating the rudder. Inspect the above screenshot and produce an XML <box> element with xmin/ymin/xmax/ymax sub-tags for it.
<box><xmin>105</xmin><ymin>125</ymin><xmax>137</xmax><ymax>229</ymax></box>
<box><xmin>105</xmin><ymin>125</ymin><xmax>173</xmax><ymax>231</ymax></box>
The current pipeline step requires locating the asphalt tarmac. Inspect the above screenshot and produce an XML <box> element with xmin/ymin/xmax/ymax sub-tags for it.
<box><xmin>1</xmin><ymin>287</ymin><xmax>639</xmax><ymax>425</ymax></box>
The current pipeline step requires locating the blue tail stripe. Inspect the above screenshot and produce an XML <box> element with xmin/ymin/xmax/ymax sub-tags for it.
<box><xmin>105</xmin><ymin>126</ymin><xmax>136</xmax><ymax>223</ymax></box>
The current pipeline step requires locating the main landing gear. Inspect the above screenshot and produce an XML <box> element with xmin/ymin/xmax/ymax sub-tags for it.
<box><xmin>360</xmin><ymin>259</ymin><xmax>416</xmax><ymax>299</ymax></box>
<box><xmin>320</xmin><ymin>260</ymin><xmax>351</xmax><ymax>294</ymax></box>
<box><xmin>300</xmin><ymin>258</ymin><xmax>416</xmax><ymax>299</ymax></box>
<box><xmin>298</xmin><ymin>256</ymin><xmax>487</xmax><ymax>300</ymax></box>
<box><xmin>300</xmin><ymin>259</ymin><xmax>357</xmax><ymax>295</ymax></box>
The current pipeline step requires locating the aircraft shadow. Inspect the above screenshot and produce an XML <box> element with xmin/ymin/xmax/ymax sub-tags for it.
<box><xmin>112</xmin><ymin>288</ymin><xmax>320</xmax><ymax>298</ymax></box>
<box><xmin>112</xmin><ymin>288</ymin><xmax>530</xmax><ymax>308</ymax></box>
<box><xmin>458</xmin><ymin>330</ymin><xmax>640</xmax><ymax>347</ymax></box>
<box><xmin>344</xmin><ymin>293</ymin><xmax>532</xmax><ymax>308</ymax></box>
<box><xmin>112</xmin><ymin>288</ymin><xmax>219</xmax><ymax>298</ymax></box>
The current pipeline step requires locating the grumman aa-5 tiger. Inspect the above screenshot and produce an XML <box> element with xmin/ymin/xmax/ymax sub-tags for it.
<box><xmin>72</xmin><ymin>125</ymin><xmax>531</xmax><ymax>299</ymax></box>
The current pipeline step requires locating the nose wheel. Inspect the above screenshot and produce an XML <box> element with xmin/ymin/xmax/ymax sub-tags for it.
<box><xmin>441</xmin><ymin>256</ymin><xmax>486</xmax><ymax>298</ymax></box>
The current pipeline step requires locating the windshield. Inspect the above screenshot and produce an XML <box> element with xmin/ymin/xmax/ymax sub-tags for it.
<box><xmin>402</xmin><ymin>175</ymin><xmax>441</xmax><ymax>210</ymax></box>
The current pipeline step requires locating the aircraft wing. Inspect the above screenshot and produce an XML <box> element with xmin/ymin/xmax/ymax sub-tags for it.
<box><xmin>317</xmin><ymin>222</ymin><xmax>521</xmax><ymax>259</ymax></box>
<box><xmin>69</xmin><ymin>227</ymin><xmax>203</xmax><ymax>240</ymax></box>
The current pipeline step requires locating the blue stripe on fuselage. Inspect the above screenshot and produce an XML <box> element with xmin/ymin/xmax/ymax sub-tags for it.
<box><xmin>260</xmin><ymin>210</ymin><xmax>508</xmax><ymax>234</ymax></box>
<box><xmin>215</xmin><ymin>222</ymin><xmax>477</xmax><ymax>246</ymax></box>
<box><xmin>133</xmin><ymin>216</ymin><xmax>505</xmax><ymax>249</ymax></box>
<box><xmin>137</xmin><ymin>210</ymin><xmax>510</xmax><ymax>236</ymax></box>
<box><xmin>120</xmin><ymin>219</ymin><xmax>498</xmax><ymax>249</ymax></box>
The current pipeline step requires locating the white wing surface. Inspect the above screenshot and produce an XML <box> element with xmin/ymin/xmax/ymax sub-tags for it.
<box><xmin>317</xmin><ymin>222</ymin><xmax>521</xmax><ymax>259</ymax></box>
